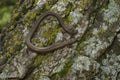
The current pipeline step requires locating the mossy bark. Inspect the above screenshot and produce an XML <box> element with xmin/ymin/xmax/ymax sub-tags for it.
<box><xmin>0</xmin><ymin>0</ymin><xmax>120</xmax><ymax>80</ymax></box>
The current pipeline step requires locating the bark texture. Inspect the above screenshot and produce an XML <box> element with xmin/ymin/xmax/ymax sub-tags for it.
<box><xmin>0</xmin><ymin>0</ymin><xmax>120</xmax><ymax>80</ymax></box>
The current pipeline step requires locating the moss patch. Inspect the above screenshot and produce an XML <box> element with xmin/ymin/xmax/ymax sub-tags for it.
<box><xmin>50</xmin><ymin>59</ymin><xmax>73</xmax><ymax>80</ymax></box>
<box><xmin>43</xmin><ymin>23</ymin><xmax>62</xmax><ymax>46</ymax></box>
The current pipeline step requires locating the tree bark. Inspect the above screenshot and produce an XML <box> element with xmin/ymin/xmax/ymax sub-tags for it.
<box><xmin>0</xmin><ymin>0</ymin><xmax>120</xmax><ymax>80</ymax></box>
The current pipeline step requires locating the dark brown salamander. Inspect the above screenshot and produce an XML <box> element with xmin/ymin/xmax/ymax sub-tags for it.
<box><xmin>25</xmin><ymin>11</ymin><xmax>77</xmax><ymax>53</ymax></box>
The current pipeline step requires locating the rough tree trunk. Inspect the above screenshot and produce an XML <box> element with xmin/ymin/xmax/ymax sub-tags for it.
<box><xmin>0</xmin><ymin>0</ymin><xmax>120</xmax><ymax>80</ymax></box>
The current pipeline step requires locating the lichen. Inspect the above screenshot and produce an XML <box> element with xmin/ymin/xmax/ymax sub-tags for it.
<box><xmin>75</xmin><ymin>0</ymin><xmax>120</xmax><ymax>59</ymax></box>
<box><xmin>72</xmin><ymin>56</ymin><xmax>100</xmax><ymax>73</ymax></box>
<box><xmin>70</xmin><ymin>10</ymin><xmax>83</xmax><ymax>24</ymax></box>
<box><xmin>103</xmin><ymin>0</ymin><xmax>120</xmax><ymax>23</ymax></box>
<box><xmin>96</xmin><ymin>54</ymin><xmax>120</xmax><ymax>80</ymax></box>
<box><xmin>55</xmin><ymin>32</ymin><xmax>63</xmax><ymax>42</ymax></box>
<box><xmin>36</xmin><ymin>0</ymin><xmax>47</xmax><ymax>8</ymax></box>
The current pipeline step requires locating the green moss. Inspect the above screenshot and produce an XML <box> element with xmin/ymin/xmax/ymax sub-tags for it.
<box><xmin>33</xmin><ymin>0</ymin><xmax>38</xmax><ymax>7</ymax></box>
<box><xmin>41</xmin><ymin>0</ymin><xmax>58</xmax><ymax>12</ymax></box>
<box><xmin>12</xmin><ymin>35</ymin><xmax>22</xmax><ymax>45</ymax></box>
<box><xmin>43</xmin><ymin>23</ymin><xmax>61</xmax><ymax>46</ymax></box>
<box><xmin>9</xmin><ymin>46</ymin><xmax>14</xmax><ymax>53</ymax></box>
<box><xmin>9</xmin><ymin>25</ymin><xmax>14</xmax><ymax>30</ymax></box>
<box><xmin>50</xmin><ymin>59</ymin><xmax>73</xmax><ymax>80</ymax></box>
<box><xmin>25</xmin><ymin>22</ymin><xmax>30</xmax><ymax>27</ymax></box>
<box><xmin>34</xmin><ymin>55</ymin><xmax>47</xmax><ymax>66</ymax></box>
<box><xmin>64</xmin><ymin>16</ymin><xmax>72</xmax><ymax>24</ymax></box>
<box><xmin>12</xmin><ymin>12</ymin><xmax>20</xmax><ymax>20</ymax></box>
<box><xmin>76</xmin><ymin>41</ymin><xmax>85</xmax><ymax>53</ymax></box>
<box><xmin>6</xmin><ymin>52</ymin><xmax>11</xmax><ymax>58</ymax></box>
<box><xmin>27</xmin><ymin>12</ymin><xmax>37</xmax><ymax>20</ymax></box>
<box><xmin>23</xmin><ymin>12</ymin><xmax>38</xmax><ymax>28</ymax></box>
<box><xmin>31</xmin><ymin>38</ymin><xmax>44</xmax><ymax>48</ymax></box>
<box><xmin>34</xmin><ymin>74</ymin><xmax>40</xmax><ymax>80</ymax></box>
<box><xmin>53</xmin><ymin>7</ymin><xmax>58</xmax><ymax>12</ymax></box>
<box><xmin>104</xmin><ymin>78</ymin><xmax>110</xmax><ymax>80</ymax></box>
<box><xmin>45</xmin><ymin>3</ymin><xmax>52</xmax><ymax>10</ymax></box>
<box><xmin>33</xmin><ymin>55</ymin><xmax>48</xmax><ymax>80</ymax></box>
<box><xmin>33</xmin><ymin>71</ymin><xmax>45</xmax><ymax>80</ymax></box>
<box><xmin>30</xmin><ymin>13</ymin><xmax>37</xmax><ymax>20</ymax></box>
<box><xmin>79</xmin><ymin>0</ymin><xmax>92</xmax><ymax>9</ymax></box>
<box><xmin>64</xmin><ymin>3</ymin><xmax>74</xmax><ymax>16</ymax></box>
<box><xmin>60</xmin><ymin>0</ymin><xmax>67</xmax><ymax>2</ymax></box>
<box><xmin>99</xmin><ymin>29</ymin><xmax>106</xmax><ymax>33</ymax></box>
<box><xmin>3</xmin><ymin>30</ymin><xmax>23</xmax><ymax>58</ymax></box>
<box><xmin>5</xmin><ymin>46</ymin><xmax>14</xmax><ymax>58</ymax></box>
